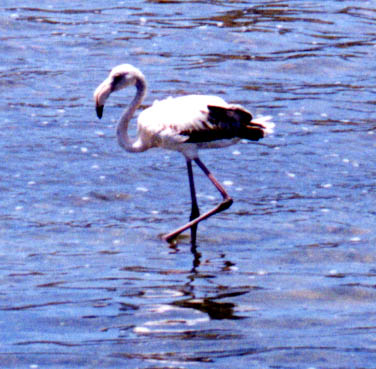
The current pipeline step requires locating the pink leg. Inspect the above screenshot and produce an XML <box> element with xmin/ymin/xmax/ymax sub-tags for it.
<box><xmin>162</xmin><ymin>158</ymin><xmax>233</xmax><ymax>243</ymax></box>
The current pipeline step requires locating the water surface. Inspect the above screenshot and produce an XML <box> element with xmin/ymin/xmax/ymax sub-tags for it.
<box><xmin>1</xmin><ymin>1</ymin><xmax>375</xmax><ymax>368</ymax></box>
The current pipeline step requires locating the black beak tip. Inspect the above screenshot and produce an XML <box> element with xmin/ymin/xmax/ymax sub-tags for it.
<box><xmin>96</xmin><ymin>105</ymin><xmax>104</xmax><ymax>119</ymax></box>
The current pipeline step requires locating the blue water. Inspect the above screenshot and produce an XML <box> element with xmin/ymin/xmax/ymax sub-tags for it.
<box><xmin>1</xmin><ymin>1</ymin><xmax>375</xmax><ymax>368</ymax></box>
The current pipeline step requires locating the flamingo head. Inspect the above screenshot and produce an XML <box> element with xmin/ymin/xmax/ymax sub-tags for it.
<box><xmin>94</xmin><ymin>64</ymin><xmax>145</xmax><ymax>119</ymax></box>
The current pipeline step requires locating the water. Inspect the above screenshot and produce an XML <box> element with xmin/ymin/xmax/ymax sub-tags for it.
<box><xmin>1</xmin><ymin>1</ymin><xmax>375</xmax><ymax>368</ymax></box>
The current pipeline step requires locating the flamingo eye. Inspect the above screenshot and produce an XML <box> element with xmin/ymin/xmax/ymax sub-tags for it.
<box><xmin>112</xmin><ymin>74</ymin><xmax>124</xmax><ymax>87</ymax></box>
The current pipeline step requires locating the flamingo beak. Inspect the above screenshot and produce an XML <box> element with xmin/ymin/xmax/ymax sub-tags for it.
<box><xmin>94</xmin><ymin>78</ymin><xmax>112</xmax><ymax>119</ymax></box>
<box><xmin>96</xmin><ymin>105</ymin><xmax>104</xmax><ymax>119</ymax></box>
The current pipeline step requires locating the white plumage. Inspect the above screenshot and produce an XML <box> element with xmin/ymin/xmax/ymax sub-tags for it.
<box><xmin>94</xmin><ymin>64</ymin><xmax>274</xmax><ymax>243</ymax></box>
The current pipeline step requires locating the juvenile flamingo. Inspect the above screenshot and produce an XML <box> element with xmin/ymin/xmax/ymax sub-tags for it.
<box><xmin>94</xmin><ymin>64</ymin><xmax>274</xmax><ymax>243</ymax></box>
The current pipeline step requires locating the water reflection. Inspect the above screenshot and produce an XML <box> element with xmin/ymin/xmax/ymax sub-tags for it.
<box><xmin>172</xmin><ymin>295</ymin><xmax>245</xmax><ymax>320</ymax></box>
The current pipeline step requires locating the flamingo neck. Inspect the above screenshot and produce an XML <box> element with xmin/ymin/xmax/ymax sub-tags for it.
<box><xmin>117</xmin><ymin>78</ymin><xmax>148</xmax><ymax>153</ymax></box>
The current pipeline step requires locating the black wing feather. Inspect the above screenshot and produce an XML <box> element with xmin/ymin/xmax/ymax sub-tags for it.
<box><xmin>183</xmin><ymin>105</ymin><xmax>265</xmax><ymax>143</ymax></box>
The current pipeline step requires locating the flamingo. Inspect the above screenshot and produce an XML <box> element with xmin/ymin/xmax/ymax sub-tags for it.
<box><xmin>94</xmin><ymin>64</ymin><xmax>274</xmax><ymax>243</ymax></box>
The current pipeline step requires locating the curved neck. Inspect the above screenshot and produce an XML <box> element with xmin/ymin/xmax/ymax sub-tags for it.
<box><xmin>117</xmin><ymin>78</ymin><xmax>148</xmax><ymax>153</ymax></box>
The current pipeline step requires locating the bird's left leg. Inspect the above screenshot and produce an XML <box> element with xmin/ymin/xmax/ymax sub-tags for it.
<box><xmin>194</xmin><ymin>158</ymin><xmax>233</xmax><ymax>208</ymax></box>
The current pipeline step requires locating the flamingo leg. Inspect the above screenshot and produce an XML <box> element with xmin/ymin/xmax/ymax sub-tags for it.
<box><xmin>162</xmin><ymin>158</ymin><xmax>233</xmax><ymax>243</ymax></box>
<box><xmin>187</xmin><ymin>159</ymin><xmax>200</xmax><ymax>245</ymax></box>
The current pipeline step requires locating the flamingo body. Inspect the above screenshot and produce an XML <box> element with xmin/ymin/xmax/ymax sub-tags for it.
<box><xmin>94</xmin><ymin>64</ymin><xmax>274</xmax><ymax>243</ymax></box>
<box><xmin>138</xmin><ymin>95</ymin><xmax>232</xmax><ymax>157</ymax></box>
<box><xmin>137</xmin><ymin>94</ymin><xmax>273</xmax><ymax>159</ymax></box>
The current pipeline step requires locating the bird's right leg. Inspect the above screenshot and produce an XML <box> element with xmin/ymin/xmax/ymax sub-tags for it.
<box><xmin>187</xmin><ymin>159</ymin><xmax>200</xmax><ymax>245</ymax></box>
